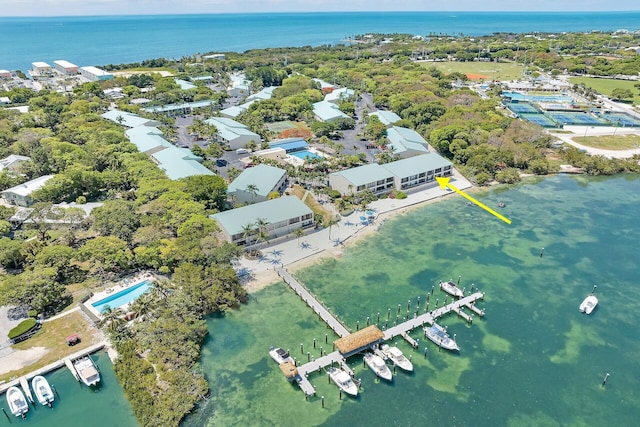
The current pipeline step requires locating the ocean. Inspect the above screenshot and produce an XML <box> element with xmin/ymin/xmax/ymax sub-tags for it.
<box><xmin>183</xmin><ymin>175</ymin><xmax>640</xmax><ymax>427</ymax></box>
<box><xmin>2</xmin><ymin>11</ymin><xmax>640</xmax><ymax>72</ymax></box>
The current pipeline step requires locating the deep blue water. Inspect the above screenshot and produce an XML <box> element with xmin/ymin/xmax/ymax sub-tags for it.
<box><xmin>1</xmin><ymin>11</ymin><xmax>640</xmax><ymax>72</ymax></box>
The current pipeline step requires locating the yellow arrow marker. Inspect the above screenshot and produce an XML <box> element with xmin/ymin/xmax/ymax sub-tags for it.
<box><xmin>436</xmin><ymin>177</ymin><xmax>512</xmax><ymax>225</ymax></box>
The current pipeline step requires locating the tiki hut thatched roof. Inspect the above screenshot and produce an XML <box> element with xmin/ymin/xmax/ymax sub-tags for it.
<box><xmin>334</xmin><ymin>325</ymin><xmax>384</xmax><ymax>355</ymax></box>
<box><xmin>279</xmin><ymin>361</ymin><xmax>298</xmax><ymax>379</ymax></box>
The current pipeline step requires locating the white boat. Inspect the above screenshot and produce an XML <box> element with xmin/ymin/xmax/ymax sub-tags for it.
<box><xmin>580</xmin><ymin>295</ymin><xmax>598</xmax><ymax>314</ymax></box>
<box><xmin>380</xmin><ymin>344</ymin><xmax>413</xmax><ymax>372</ymax></box>
<box><xmin>363</xmin><ymin>353</ymin><xmax>392</xmax><ymax>381</ymax></box>
<box><xmin>32</xmin><ymin>375</ymin><xmax>55</xmax><ymax>407</ymax></box>
<box><xmin>6</xmin><ymin>386</ymin><xmax>29</xmax><ymax>418</ymax></box>
<box><xmin>424</xmin><ymin>323</ymin><xmax>460</xmax><ymax>351</ymax></box>
<box><xmin>327</xmin><ymin>367</ymin><xmax>358</xmax><ymax>396</ymax></box>
<box><xmin>439</xmin><ymin>280</ymin><xmax>464</xmax><ymax>298</ymax></box>
<box><xmin>269</xmin><ymin>347</ymin><xmax>293</xmax><ymax>365</ymax></box>
<box><xmin>73</xmin><ymin>357</ymin><xmax>100</xmax><ymax>386</ymax></box>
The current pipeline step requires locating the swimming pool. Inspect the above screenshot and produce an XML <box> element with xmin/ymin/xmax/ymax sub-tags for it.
<box><xmin>91</xmin><ymin>280</ymin><xmax>152</xmax><ymax>313</ymax></box>
<box><xmin>290</xmin><ymin>150</ymin><xmax>322</xmax><ymax>160</ymax></box>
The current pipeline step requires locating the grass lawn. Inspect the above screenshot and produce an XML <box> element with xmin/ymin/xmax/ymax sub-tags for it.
<box><xmin>425</xmin><ymin>61</ymin><xmax>524</xmax><ymax>81</ymax></box>
<box><xmin>0</xmin><ymin>310</ymin><xmax>102</xmax><ymax>382</ymax></box>
<box><xmin>569</xmin><ymin>77</ymin><xmax>640</xmax><ymax>104</ymax></box>
<box><xmin>290</xmin><ymin>185</ymin><xmax>332</xmax><ymax>221</ymax></box>
<box><xmin>573</xmin><ymin>134</ymin><xmax>640</xmax><ymax>150</ymax></box>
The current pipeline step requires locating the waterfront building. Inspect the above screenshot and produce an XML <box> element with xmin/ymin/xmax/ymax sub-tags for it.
<box><xmin>385</xmin><ymin>126</ymin><xmax>430</xmax><ymax>158</ymax></box>
<box><xmin>369</xmin><ymin>110</ymin><xmax>402</xmax><ymax>127</ymax></box>
<box><xmin>211</xmin><ymin>196</ymin><xmax>313</xmax><ymax>245</ymax></box>
<box><xmin>329</xmin><ymin>163</ymin><xmax>395</xmax><ymax>197</ymax></box>
<box><xmin>30</xmin><ymin>62</ymin><xmax>51</xmax><ymax>77</ymax></box>
<box><xmin>79</xmin><ymin>66</ymin><xmax>114</xmax><ymax>81</ymax></box>
<box><xmin>203</xmin><ymin>53</ymin><xmax>226</xmax><ymax>60</ymax></box>
<box><xmin>0</xmin><ymin>70</ymin><xmax>11</xmax><ymax>79</ymax></box>
<box><xmin>205</xmin><ymin>117</ymin><xmax>261</xmax><ymax>150</ymax></box>
<box><xmin>1</xmin><ymin>175</ymin><xmax>54</xmax><ymax>207</ymax></box>
<box><xmin>53</xmin><ymin>60</ymin><xmax>78</xmax><ymax>75</ymax></box>
<box><xmin>380</xmin><ymin>153</ymin><xmax>453</xmax><ymax>191</ymax></box>
<box><xmin>228</xmin><ymin>164</ymin><xmax>288</xmax><ymax>204</ymax></box>
<box><xmin>313</xmin><ymin>100</ymin><xmax>351</xmax><ymax>122</ymax></box>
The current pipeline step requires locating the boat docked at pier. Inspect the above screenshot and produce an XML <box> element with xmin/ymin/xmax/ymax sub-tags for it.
<box><xmin>580</xmin><ymin>295</ymin><xmax>598</xmax><ymax>314</ymax></box>
<box><xmin>424</xmin><ymin>323</ymin><xmax>459</xmax><ymax>351</ymax></box>
<box><xmin>6</xmin><ymin>386</ymin><xmax>29</xmax><ymax>418</ymax></box>
<box><xmin>73</xmin><ymin>357</ymin><xmax>100</xmax><ymax>386</ymax></box>
<box><xmin>32</xmin><ymin>375</ymin><xmax>55</xmax><ymax>407</ymax></box>
<box><xmin>364</xmin><ymin>352</ymin><xmax>392</xmax><ymax>381</ymax></box>
<box><xmin>269</xmin><ymin>347</ymin><xmax>293</xmax><ymax>364</ymax></box>
<box><xmin>439</xmin><ymin>280</ymin><xmax>464</xmax><ymax>298</ymax></box>
<box><xmin>380</xmin><ymin>344</ymin><xmax>413</xmax><ymax>372</ymax></box>
<box><xmin>327</xmin><ymin>367</ymin><xmax>358</xmax><ymax>396</ymax></box>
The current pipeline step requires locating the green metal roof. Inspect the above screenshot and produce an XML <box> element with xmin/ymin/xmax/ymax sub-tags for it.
<box><xmin>211</xmin><ymin>196</ymin><xmax>312</xmax><ymax>236</ymax></box>
<box><xmin>152</xmin><ymin>147</ymin><xmax>214</xmax><ymax>180</ymax></box>
<box><xmin>329</xmin><ymin>163</ymin><xmax>392</xmax><ymax>186</ymax></box>
<box><xmin>381</xmin><ymin>153</ymin><xmax>452</xmax><ymax>177</ymax></box>
<box><xmin>228</xmin><ymin>164</ymin><xmax>286</xmax><ymax>197</ymax></box>
<box><xmin>386</xmin><ymin>126</ymin><xmax>429</xmax><ymax>155</ymax></box>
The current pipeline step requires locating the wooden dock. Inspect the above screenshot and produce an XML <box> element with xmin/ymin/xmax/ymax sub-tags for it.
<box><xmin>382</xmin><ymin>292</ymin><xmax>484</xmax><ymax>342</ymax></box>
<box><xmin>0</xmin><ymin>343</ymin><xmax>105</xmax><ymax>395</ymax></box>
<box><xmin>278</xmin><ymin>268</ymin><xmax>350</xmax><ymax>338</ymax></box>
<box><xmin>293</xmin><ymin>350</ymin><xmax>357</xmax><ymax>396</ymax></box>
<box><xmin>19</xmin><ymin>377</ymin><xmax>34</xmax><ymax>403</ymax></box>
<box><xmin>64</xmin><ymin>357</ymin><xmax>80</xmax><ymax>381</ymax></box>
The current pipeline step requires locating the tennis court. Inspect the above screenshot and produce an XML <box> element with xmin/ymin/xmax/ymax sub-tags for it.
<box><xmin>506</xmin><ymin>102</ymin><xmax>540</xmax><ymax>114</ymax></box>
<box><xmin>547</xmin><ymin>112</ymin><xmax>609</xmax><ymax>126</ymax></box>
<box><xmin>520</xmin><ymin>113</ymin><xmax>557</xmax><ymax>128</ymax></box>
<box><xmin>599</xmin><ymin>112</ymin><xmax>640</xmax><ymax>127</ymax></box>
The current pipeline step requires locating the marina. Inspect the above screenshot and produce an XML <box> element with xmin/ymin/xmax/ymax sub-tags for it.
<box><xmin>274</xmin><ymin>267</ymin><xmax>485</xmax><ymax>398</ymax></box>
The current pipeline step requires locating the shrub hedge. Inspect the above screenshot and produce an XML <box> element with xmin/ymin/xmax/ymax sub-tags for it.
<box><xmin>8</xmin><ymin>318</ymin><xmax>38</xmax><ymax>339</ymax></box>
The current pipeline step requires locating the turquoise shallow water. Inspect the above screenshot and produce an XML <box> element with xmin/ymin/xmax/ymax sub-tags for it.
<box><xmin>184</xmin><ymin>174</ymin><xmax>640</xmax><ymax>427</ymax></box>
<box><xmin>0</xmin><ymin>352</ymin><xmax>137</xmax><ymax>426</ymax></box>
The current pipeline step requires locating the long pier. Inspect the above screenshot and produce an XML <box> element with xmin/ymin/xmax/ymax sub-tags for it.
<box><xmin>277</xmin><ymin>268</ymin><xmax>350</xmax><ymax>338</ymax></box>
<box><xmin>0</xmin><ymin>343</ymin><xmax>105</xmax><ymax>395</ymax></box>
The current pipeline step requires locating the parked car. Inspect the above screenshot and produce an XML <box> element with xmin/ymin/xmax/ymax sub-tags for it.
<box><xmin>216</xmin><ymin>159</ymin><xmax>228</xmax><ymax>167</ymax></box>
<box><xmin>236</xmin><ymin>148</ymin><xmax>248</xmax><ymax>154</ymax></box>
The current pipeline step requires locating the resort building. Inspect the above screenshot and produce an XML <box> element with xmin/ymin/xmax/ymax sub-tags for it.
<box><xmin>219</xmin><ymin>100</ymin><xmax>255</xmax><ymax>119</ymax></box>
<box><xmin>227</xmin><ymin>164</ymin><xmax>288</xmax><ymax>204</ymax></box>
<box><xmin>142</xmin><ymin>100</ymin><xmax>218</xmax><ymax>116</ymax></box>
<box><xmin>53</xmin><ymin>60</ymin><xmax>78</xmax><ymax>75</ymax></box>
<box><xmin>268</xmin><ymin>138</ymin><xmax>308</xmax><ymax>153</ymax></box>
<box><xmin>211</xmin><ymin>196</ymin><xmax>314</xmax><ymax>245</ymax></box>
<box><xmin>380</xmin><ymin>153</ymin><xmax>453</xmax><ymax>192</ymax></box>
<box><xmin>313</xmin><ymin>100</ymin><xmax>351</xmax><ymax>123</ymax></box>
<box><xmin>385</xmin><ymin>126</ymin><xmax>430</xmax><ymax>159</ymax></box>
<box><xmin>329</xmin><ymin>153</ymin><xmax>453</xmax><ymax>197</ymax></box>
<box><xmin>102</xmin><ymin>110</ymin><xmax>161</xmax><ymax>128</ymax></box>
<box><xmin>228</xmin><ymin>73</ymin><xmax>251</xmax><ymax>98</ymax></box>
<box><xmin>324</xmin><ymin>87</ymin><xmax>355</xmax><ymax>103</ymax></box>
<box><xmin>0</xmin><ymin>97</ymin><xmax>10</xmax><ymax>105</ymax></box>
<box><xmin>329</xmin><ymin>163</ymin><xmax>395</xmax><ymax>197</ymax></box>
<box><xmin>1</xmin><ymin>175</ymin><xmax>55</xmax><ymax>207</ymax></box>
<box><xmin>79</xmin><ymin>66</ymin><xmax>114</xmax><ymax>81</ymax></box>
<box><xmin>312</xmin><ymin>78</ymin><xmax>335</xmax><ymax>92</ymax></box>
<box><xmin>30</xmin><ymin>62</ymin><xmax>52</xmax><ymax>77</ymax></box>
<box><xmin>0</xmin><ymin>154</ymin><xmax>30</xmax><ymax>174</ymax></box>
<box><xmin>175</xmin><ymin>79</ymin><xmax>197</xmax><ymax>90</ymax></box>
<box><xmin>205</xmin><ymin>117</ymin><xmax>261</xmax><ymax>150</ymax></box>
<box><xmin>203</xmin><ymin>53</ymin><xmax>226</xmax><ymax>60</ymax></box>
<box><xmin>246</xmin><ymin>86</ymin><xmax>277</xmax><ymax>102</ymax></box>
<box><xmin>0</xmin><ymin>70</ymin><xmax>11</xmax><ymax>79</ymax></box>
<box><xmin>123</xmin><ymin>125</ymin><xmax>214</xmax><ymax>180</ymax></box>
<box><xmin>369</xmin><ymin>110</ymin><xmax>402</xmax><ymax>127</ymax></box>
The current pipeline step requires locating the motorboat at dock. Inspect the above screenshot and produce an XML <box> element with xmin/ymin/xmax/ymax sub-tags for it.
<box><xmin>32</xmin><ymin>375</ymin><xmax>55</xmax><ymax>407</ymax></box>
<box><xmin>327</xmin><ymin>367</ymin><xmax>358</xmax><ymax>396</ymax></box>
<box><xmin>380</xmin><ymin>344</ymin><xmax>413</xmax><ymax>372</ymax></box>
<box><xmin>269</xmin><ymin>347</ymin><xmax>293</xmax><ymax>364</ymax></box>
<box><xmin>364</xmin><ymin>352</ymin><xmax>392</xmax><ymax>381</ymax></box>
<box><xmin>73</xmin><ymin>357</ymin><xmax>101</xmax><ymax>386</ymax></box>
<box><xmin>6</xmin><ymin>386</ymin><xmax>29</xmax><ymax>418</ymax></box>
<box><xmin>439</xmin><ymin>280</ymin><xmax>464</xmax><ymax>298</ymax></box>
<box><xmin>424</xmin><ymin>323</ymin><xmax>460</xmax><ymax>351</ymax></box>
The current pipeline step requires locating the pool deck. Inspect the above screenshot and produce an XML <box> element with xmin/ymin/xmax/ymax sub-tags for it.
<box><xmin>84</xmin><ymin>272</ymin><xmax>155</xmax><ymax>318</ymax></box>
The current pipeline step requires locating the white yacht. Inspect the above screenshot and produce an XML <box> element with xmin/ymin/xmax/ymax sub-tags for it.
<box><xmin>327</xmin><ymin>367</ymin><xmax>358</xmax><ymax>396</ymax></box>
<box><xmin>424</xmin><ymin>323</ymin><xmax>460</xmax><ymax>351</ymax></box>
<box><xmin>6</xmin><ymin>386</ymin><xmax>29</xmax><ymax>418</ymax></box>
<box><xmin>364</xmin><ymin>353</ymin><xmax>392</xmax><ymax>381</ymax></box>
<box><xmin>32</xmin><ymin>375</ymin><xmax>55</xmax><ymax>407</ymax></box>
<box><xmin>380</xmin><ymin>344</ymin><xmax>413</xmax><ymax>372</ymax></box>
<box><xmin>579</xmin><ymin>295</ymin><xmax>598</xmax><ymax>314</ymax></box>
<box><xmin>439</xmin><ymin>280</ymin><xmax>464</xmax><ymax>298</ymax></box>
<box><xmin>73</xmin><ymin>357</ymin><xmax>101</xmax><ymax>386</ymax></box>
<box><xmin>269</xmin><ymin>347</ymin><xmax>293</xmax><ymax>364</ymax></box>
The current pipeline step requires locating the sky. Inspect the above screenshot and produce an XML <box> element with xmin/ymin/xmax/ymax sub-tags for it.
<box><xmin>1</xmin><ymin>0</ymin><xmax>639</xmax><ymax>17</ymax></box>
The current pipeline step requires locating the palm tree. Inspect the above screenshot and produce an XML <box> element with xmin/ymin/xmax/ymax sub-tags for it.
<box><xmin>99</xmin><ymin>306</ymin><xmax>126</xmax><ymax>338</ymax></box>
<box><xmin>325</xmin><ymin>216</ymin><xmax>340</xmax><ymax>240</ymax></box>
<box><xmin>241</xmin><ymin>223</ymin><xmax>256</xmax><ymax>246</ymax></box>
<box><xmin>255</xmin><ymin>217</ymin><xmax>269</xmax><ymax>233</ymax></box>
<box><xmin>246</xmin><ymin>184</ymin><xmax>259</xmax><ymax>203</ymax></box>
<box><xmin>294</xmin><ymin>227</ymin><xmax>305</xmax><ymax>247</ymax></box>
<box><xmin>255</xmin><ymin>228</ymin><xmax>270</xmax><ymax>253</ymax></box>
